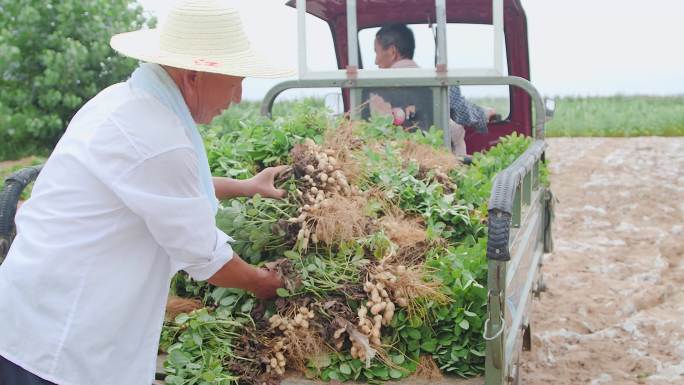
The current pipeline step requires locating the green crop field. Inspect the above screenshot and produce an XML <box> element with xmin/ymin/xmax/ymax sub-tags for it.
<box><xmin>540</xmin><ymin>96</ymin><xmax>684</xmax><ymax>137</ymax></box>
<box><xmin>470</xmin><ymin>95</ymin><xmax>684</xmax><ymax>137</ymax></box>
<box><xmin>235</xmin><ymin>95</ymin><xmax>684</xmax><ymax>138</ymax></box>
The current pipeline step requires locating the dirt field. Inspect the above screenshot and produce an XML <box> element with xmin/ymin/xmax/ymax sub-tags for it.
<box><xmin>521</xmin><ymin>138</ymin><xmax>684</xmax><ymax>384</ymax></box>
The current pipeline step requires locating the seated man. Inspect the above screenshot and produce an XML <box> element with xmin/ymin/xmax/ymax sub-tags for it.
<box><xmin>369</xmin><ymin>24</ymin><xmax>496</xmax><ymax>155</ymax></box>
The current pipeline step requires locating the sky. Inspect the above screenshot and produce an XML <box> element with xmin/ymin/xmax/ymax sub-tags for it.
<box><xmin>137</xmin><ymin>0</ymin><xmax>684</xmax><ymax>101</ymax></box>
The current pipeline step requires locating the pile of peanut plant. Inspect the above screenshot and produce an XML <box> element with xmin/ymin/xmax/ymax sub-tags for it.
<box><xmin>161</xmin><ymin>110</ymin><xmax>538</xmax><ymax>385</ymax></box>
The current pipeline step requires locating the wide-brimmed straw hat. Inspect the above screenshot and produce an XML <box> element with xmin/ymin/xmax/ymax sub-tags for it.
<box><xmin>110</xmin><ymin>0</ymin><xmax>294</xmax><ymax>78</ymax></box>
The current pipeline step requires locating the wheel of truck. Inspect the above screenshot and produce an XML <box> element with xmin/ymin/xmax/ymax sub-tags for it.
<box><xmin>0</xmin><ymin>166</ymin><xmax>42</xmax><ymax>262</ymax></box>
<box><xmin>0</xmin><ymin>237</ymin><xmax>9</xmax><ymax>263</ymax></box>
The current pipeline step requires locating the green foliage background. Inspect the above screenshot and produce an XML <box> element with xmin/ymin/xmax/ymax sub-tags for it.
<box><xmin>0</xmin><ymin>0</ymin><xmax>155</xmax><ymax>159</ymax></box>
<box><xmin>543</xmin><ymin>95</ymin><xmax>684</xmax><ymax>137</ymax></box>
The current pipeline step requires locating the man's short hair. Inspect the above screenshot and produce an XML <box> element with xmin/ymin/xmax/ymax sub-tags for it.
<box><xmin>376</xmin><ymin>24</ymin><xmax>415</xmax><ymax>60</ymax></box>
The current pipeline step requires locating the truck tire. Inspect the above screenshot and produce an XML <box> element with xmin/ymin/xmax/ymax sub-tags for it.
<box><xmin>0</xmin><ymin>166</ymin><xmax>42</xmax><ymax>262</ymax></box>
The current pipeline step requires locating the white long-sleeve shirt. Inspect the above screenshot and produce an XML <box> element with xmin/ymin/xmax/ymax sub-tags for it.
<box><xmin>0</xmin><ymin>82</ymin><xmax>233</xmax><ymax>385</ymax></box>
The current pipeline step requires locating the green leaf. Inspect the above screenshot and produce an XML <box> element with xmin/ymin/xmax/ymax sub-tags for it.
<box><xmin>276</xmin><ymin>288</ymin><xmax>291</xmax><ymax>297</ymax></box>
<box><xmin>210</xmin><ymin>287</ymin><xmax>229</xmax><ymax>303</ymax></box>
<box><xmin>389</xmin><ymin>368</ymin><xmax>404</xmax><ymax>379</ymax></box>
<box><xmin>328</xmin><ymin>370</ymin><xmax>340</xmax><ymax>380</ymax></box>
<box><xmin>174</xmin><ymin>313</ymin><xmax>189</xmax><ymax>324</ymax></box>
<box><xmin>407</xmin><ymin>339</ymin><xmax>420</xmax><ymax>352</ymax></box>
<box><xmin>192</xmin><ymin>332</ymin><xmax>202</xmax><ymax>347</ymax></box>
<box><xmin>371</xmin><ymin>366</ymin><xmax>389</xmax><ymax>378</ymax></box>
<box><xmin>197</xmin><ymin>310</ymin><xmax>214</xmax><ymax>322</ymax></box>
<box><xmin>459</xmin><ymin>319</ymin><xmax>470</xmax><ymax>330</ymax></box>
<box><xmin>350</xmin><ymin>359</ymin><xmax>363</xmax><ymax>370</ymax></box>
<box><xmin>339</xmin><ymin>363</ymin><xmax>352</xmax><ymax>375</ymax></box>
<box><xmin>438</xmin><ymin>335</ymin><xmax>453</xmax><ymax>346</ymax></box>
<box><xmin>168</xmin><ymin>349</ymin><xmax>191</xmax><ymax>366</ymax></box>
<box><xmin>163</xmin><ymin>375</ymin><xmax>184</xmax><ymax>385</ymax></box>
<box><xmin>201</xmin><ymin>371</ymin><xmax>216</xmax><ymax>382</ymax></box>
<box><xmin>283</xmin><ymin>250</ymin><xmax>300</xmax><ymax>259</ymax></box>
<box><xmin>391</xmin><ymin>354</ymin><xmax>406</xmax><ymax>365</ymax></box>
<box><xmin>240</xmin><ymin>298</ymin><xmax>255</xmax><ymax>313</ymax></box>
<box><xmin>421</xmin><ymin>339</ymin><xmax>437</xmax><ymax>353</ymax></box>
<box><xmin>219</xmin><ymin>295</ymin><xmax>237</xmax><ymax>307</ymax></box>
<box><xmin>263</xmin><ymin>156</ymin><xmax>279</xmax><ymax>164</ymax></box>
<box><xmin>406</xmin><ymin>328</ymin><xmax>421</xmax><ymax>340</ymax></box>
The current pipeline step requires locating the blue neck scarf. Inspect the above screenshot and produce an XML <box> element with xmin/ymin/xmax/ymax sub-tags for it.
<box><xmin>128</xmin><ymin>63</ymin><xmax>218</xmax><ymax>214</ymax></box>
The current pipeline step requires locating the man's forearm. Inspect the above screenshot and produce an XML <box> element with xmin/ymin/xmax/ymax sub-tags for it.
<box><xmin>207</xmin><ymin>253</ymin><xmax>281</xmax><ymax>299</ymax></box>
<box><xmin>207</xmin><ymin>253</ymin><xmax>261</xmax><ymax>290</ymax></box>
<box><xmin>213</xmin><ymin>177</ymin><xmax>256</xmax><ymax>200</ymax></box>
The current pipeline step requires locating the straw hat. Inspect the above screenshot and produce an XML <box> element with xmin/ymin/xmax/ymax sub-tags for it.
<box><xmin>110</xmin><ymin>0</ymin><xmax>294</xmax><ymax>78</ymax></box>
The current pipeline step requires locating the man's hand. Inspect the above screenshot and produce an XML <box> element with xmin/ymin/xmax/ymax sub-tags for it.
<box><xmin>484</xmin><ymin>107</ymin><xmax>498</xmax><ymax>121</ymax></box>
<box><xmin>251</xmin><ymin>268</ymin><xmax>284</xmax><ymax>299</ymax></box>
<box><xmin>208</xmin><ymin>253</ymin><xmax>284</xmax><ymax>299</ymax></box>
<box><xmin>248</xmin><ymin>165</ymin><xmax>290</xmax><ymax>199</ymax></box>
<box><xmin>369</xmin><ymin>93</ymin><xmax>392</xmax><ymax>116</ymax></box>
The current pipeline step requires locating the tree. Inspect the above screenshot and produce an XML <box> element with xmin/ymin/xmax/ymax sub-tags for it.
<box><xmin>0</xmin><ymin>0</ymin><xmax>155</xmax><ymax>160</ymax></box>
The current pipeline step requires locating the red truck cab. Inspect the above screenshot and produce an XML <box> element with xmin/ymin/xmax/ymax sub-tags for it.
<box><xmin>285</xmin><ymin>0</ymin><xmax>534</xmax><ymax>154</ymax></box>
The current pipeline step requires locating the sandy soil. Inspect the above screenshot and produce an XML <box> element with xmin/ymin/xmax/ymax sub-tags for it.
<box><xmin>521</xmin><ymin>138</ymin><xmax>684</xmax><ymax>385</ymax></box>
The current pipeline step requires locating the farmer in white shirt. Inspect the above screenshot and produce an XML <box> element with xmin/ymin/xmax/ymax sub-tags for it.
<box><xmin>0</xmin><ymin>1</ymin><xmax>293</xmax><ymax>384</ymax></box>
